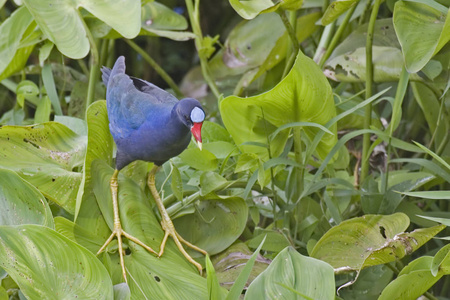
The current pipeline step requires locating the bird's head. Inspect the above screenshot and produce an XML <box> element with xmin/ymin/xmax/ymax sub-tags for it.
<box><xmin>175</xmin><ymin>98</ymin><xmax>205</xmax><ymax>150</ymax></box>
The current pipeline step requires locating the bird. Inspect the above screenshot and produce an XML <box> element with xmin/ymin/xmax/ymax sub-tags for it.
<box><xmin>97</xmin><ymin>56</ymin><xmax>207</xmax><ymax>283</ymax></box>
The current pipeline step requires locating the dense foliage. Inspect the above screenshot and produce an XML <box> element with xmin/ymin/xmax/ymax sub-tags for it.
<box><xmin>0</xmin><ymin>0</ymin><xmax>449</xmax><ymax>299</ymax></box>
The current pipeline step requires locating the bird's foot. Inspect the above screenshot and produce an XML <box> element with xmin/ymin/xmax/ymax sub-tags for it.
<box><xmin>158</xmin><ymin>216</ymin><xmax>207</xmax><ymax>275</ymax></box>
<box><xmin>97</xmin><ymin>223</ymin><xmax>158</xmax><ymax>283</ymax></box>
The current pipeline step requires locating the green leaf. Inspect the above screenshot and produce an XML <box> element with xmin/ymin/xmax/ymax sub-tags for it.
<box><xmin>174</xmin><ymin>195</ymin><xmax>248</xmax><ymax>255</ymax></box>
<box><xmin>0</xmin><ymin>6</ymin><xmax>35</xmax><ymax>81</ymax></box>
<box><xmin>0</xmin><ymin>225</ymin><xmax>113</xmax><ymax>299</ymax></box>
<box><xmin>245</xmin><ymin>247</ymin><xmax>335</xmax><ymax>300</ymax></box>
<box><xmin>226</xmin><ymin>236</ymin><xmax>267</xmax><ymax>300</ymax></box>
<box><xmin>0</xmin><ymin>168</ymin><xmax>54</xmax><ymax>228</ymax></box>
<box><xmin>170</xmin><ymin>163</ymin><xmax>183</xmax><ymax>202</ymax></box>
<box><xmin>417</xmin><ymin>215</ymin><xmax>450</xmax><ymax>226</ymax></box>
<box><xmin>200</xmin><ymin>172</ymin><xmax>229</xmax><ymax>196</ymax></box>
<box><xmin>402</xmin><ymin>190</ymin><xmax>450</xmax><ymax>200</ymax></box>
<box><xmin>310</xmin><ymin>213</ymin><xmax>445</xmax><ymax>272</ymax></box>
<box><xmin>179</xmin><ymin>148</ymin><xmax>218</xmax><ymax>171</ymax></box>
<box><xmin>229</xmin><ymin>0</ymin><xmax>278</xmax><ymax>20</ymax></box>
<box><xmin>34</xmin><ymin>96</ymin><xmax>52</xmax><ymax>123</ymax></box>
<box><xmin>91</xmin><ymin>160</ymin><xmax>208</xmax><ymax>297</ymax></box>
<box><xmin>42</xmin><ymin>63</ymin><xmax>63</xmax><ymax>115</ymax></box>
<box><xmin>322</xmin><ymin>0</ymin><xmax>358</xmax><ymax>26</ymax></box>
<box><xmin>379</xmin><ymin>256</ymin><xmax>442</xmax><ymax>300</ymax></box>
<box><xmin>393</xmin><ymin>0</ymin><xmax>450</xmax><ymax>72</ymax></box>
<box><xmin>0</xmin><ymin>122</ymin><xmax>86</xmax><ymax>214</ymax></box>
<box><xmin>22</xmin><ymin>0</ymin><xmax>141</xmax><ymax>58</ymax></box>
<box><xmin>220</xmin><ymin>50</ymin><xmax>337</xmax><ymax>162</ymax></box>
<box><xmin>211</xmin><ymin>242</ymin><xmax>270</xmax><ymax>291</ymax></box>
<box><xmin>206</xmin><ymin>255</ymin><xmax>227</xmax><ymax>300</ymax></box>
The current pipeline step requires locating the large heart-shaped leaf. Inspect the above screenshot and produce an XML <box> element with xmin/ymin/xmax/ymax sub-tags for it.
<box><xmin>91</xmin><ymin>159</ymin><xmax>208</xmax><ymax>297</ymax></box>
<box><xmin>173</xmin><ymin>194</ymin><xmax>248</xmax><ymax>256</ymax></box>
<box><xmin>0</xmin><ymin>225</ymin><xmax>113</xmax><ymax>299</ymax></box>
<box><xmin>0</xmin><ymin>6</ymin><xmax>36</xmax><ymax>81</ymax></box>
<box><xmin>220</xmin><ymin>50</ymin><xmax>337</xmax><ymax>161</ymax></box>
<box><xmin>0</xmin><ymin>122</ymin><xmax>86</xmax><ymax>214</ymax></box>
<box><xmin>310</xmin><ymin>213</ymin><xmax>446</xmax><ymax>272</ymax></box>
<box><xmin>0</xmin><ymin>168</ymin><xmax>54</xmax><ymax>228</ymax></box>
<box><xmin>245</xmin><ymin>247</ymin><xmax>335</xmax><ymax>299</ymax></box>
<box><xmin>229</xmin><ymin>0</ymin><xmax>278</xmax><ymax>20</ymax></box>
<box><xmin>393</xmin><ymin>0</ymin><xmax>450</xmax><ymax>73</ymax></box>
<box><xmin>22</xmin><ymin>0</ymin><xmax>140</xmax><ymax>58</ymax></box>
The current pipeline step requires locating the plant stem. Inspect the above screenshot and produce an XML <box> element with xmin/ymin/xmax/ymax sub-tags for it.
<box><xmin>80</xmin><ymin>10</ymin><xmax>99</xmax><ymax>109</ymax></box>
<box><xmin>125</xmin><ymin>39</ymin><xmax>183</xmax><ymax>98</ymax></box>
<box><xmin>360</xmin><ymin>0</ymin><xmax>382</xmax><ymax>184</ymax></box>
<box><xmin>319</xmin><ymin>3</ymin><xmax>357</xmax><ymax>68</ymax></box>
<box><xmin>277</xmin><ymin>9</ymin><xmax>299</xmax><ymax>57</ymax></box>
<box><xmin>185</xmin><ymin>0</ymin><xmax>221</xmax><ymax>99</ymax></box>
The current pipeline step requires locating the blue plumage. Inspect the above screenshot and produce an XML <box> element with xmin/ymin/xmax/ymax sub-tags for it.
<box><xmin>102</xmin><ymin>56</ymin><xmax>205</xmax><ymax>169</ymax></box>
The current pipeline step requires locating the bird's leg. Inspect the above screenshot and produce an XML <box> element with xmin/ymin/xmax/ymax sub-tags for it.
<box><xmin>97</xmin><ymin>169</ymin><xmax>158</xmax><ymax>283</ymax></box>
<box><xmin>148</xmin><ymin>166</ymin><xmax>207</xmax><ymax>274</ymax></box>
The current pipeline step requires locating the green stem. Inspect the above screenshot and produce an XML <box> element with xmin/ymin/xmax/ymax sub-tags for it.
<box><xmin>360</xmin><ymin>0</ymin><xmax>382</xmax><ymax>184</ymax></box>
<box><xmin>125</xmin><ymin>39</ymin><xmax>183</xmax><ymax>98</ymax></box>
<box><xmin>80</xmin><ymin>10</ymin><xmax>99</xmax><ymax>108</ymax></box>
<box><xmin>185</xmin><ymin>0</ymin><xmax>221</xmax><ymax>99</ymax></box>
<box><xmin>277</xmin><ymin>9</ymin><xmax>299</xmax><ymax>56</ymax></box>
<box><xmin>319</xmin><ymin>3</ymin><xmax>357</xmax><ymax>68</ymax></box>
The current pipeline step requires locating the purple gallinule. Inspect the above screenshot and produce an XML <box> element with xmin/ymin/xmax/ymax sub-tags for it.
<box><xmin>97</xmin><ymin>56</ymin><xmax>206</xmax><ymax>282</ymax></box>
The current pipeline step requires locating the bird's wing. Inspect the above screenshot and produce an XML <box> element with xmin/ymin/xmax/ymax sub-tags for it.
<box><xmin>107</xmin><ymin>75</ymin><xmax>178</xmax><ymax>140</ymax></box>
<box><xmin>130</xmin><ymin>77</ymin><xmax>179</xmax><ymax>104</ymax></box>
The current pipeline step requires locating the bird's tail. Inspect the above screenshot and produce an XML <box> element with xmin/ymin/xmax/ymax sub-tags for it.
<box><xmin>101</xmin><ymin>56</ymin><xmax>126</xmax><ymax>87</ymax></box>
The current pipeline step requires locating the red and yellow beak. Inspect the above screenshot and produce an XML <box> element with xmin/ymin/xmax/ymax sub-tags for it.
<box><xmin>191</xmin><ymin>122</ymin><xmax>203</xmax><ymax>150</ymax></box>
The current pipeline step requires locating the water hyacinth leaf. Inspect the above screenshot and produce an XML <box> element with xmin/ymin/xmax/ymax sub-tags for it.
<box><xmin>211</xmin><ymin>242</ymin><xmax>270</xmax><ymax>291</ymax></box>
<box><xmin>393</xmin><ymin>0</ymin><xmax>450</xmax><ymax>73</ymax></box>
<box><xmin>322</xmin><ymin>0</ymin><xmax>359</xmax><ymax>25</ymax></box>
<box><xmin>0</xmin><ymin>225</ymin><xmax>113</xmax><ymax>299</ymax></box>
<box><xmin>174</xmin><ymin>195</ymin><xmax>248</xmax><ymax>255</ymax></box>
<box><xmin>0</xmin><ymin>6</ymin><xmax>35</xmax><ymax>81</ymax></box>
<box><xmin>0</xmin><ymin>168</ymin><xmax>54</xmax><ymax>228</ymax></box>
<box><xmin>220</xmin><ymin>51</ymin><xmax>337</xmax><ymax>162</ymax></box>
<box><xmin>229</xmin><ymin>0</ymin><xmax>278</xmax><ymax>20</ymax></box>
<box><xmin>0</xmin><ymin>122</ymin><xmax>86</xmax><ymax>214</ymax></box>
<box><xmin>310</xmin><ymin>213</ymin><xmax>445</xmax><ymax>271</ymax></box>
<box><xmin>22</xmin><ymin>0</ymin><xmax>140</xmax><ymax>59</ymax></box>
<box><xmin>245</xmin><ymin>247</ymin><xmax>335</xmax><ymax>300</ymax></box>
<box><xmin>179</xmin><ymin>147</ymin><xmax>218</xmax><ymax>171</ymax></box>
<box><xmin>91</xmin><ymin>160</ymin><xmax>208</xmax><ymax>297</ymax></box>
<box><xmin>140</xmin><ymin>1</ymin><xmax>194</xmax><ymax>40</ymax></box>
<box><xmin>431</xmin><ymin>243</ymin><xmax>450</xmax><ymax>276</ymax></box>
<box><xmin>379</xmin><ymin>256</ymin><xmax>443</xmax><ymax>300</ymax></box>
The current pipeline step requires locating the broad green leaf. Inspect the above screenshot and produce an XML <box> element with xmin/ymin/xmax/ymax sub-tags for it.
<box><xmin>220</xmin><ymin>50</ymin><xmax>337</xmax><ymax>162</ymax></box>
<box><xmin>74</xmin><ymin>100</ymin><xmax>113</xmax><ymax>241</ymax></box>
<box><xmin>91</xmin><ymin>160</ymin><xmax>208</xmax><ymax>297</ymax></box>
<box><xmin>0</xmin><ymin>6</ymin><xmax>35</xmax><ymax>81</ymax></box>
<box><xmin>322</xmin><ymin>0</ymin><xmax>359</xmax><ymax>25</ymax></box>
<box><xmin>0</xmin><ymin>168</ymin><xmax>53</xmax><ymax>228</ymax></box>
<box><xmin>245</xmin><ymin>247</ymin><xmax>335</xmax><ymax>300</ymax></box>
<box><xmin>229</xmin><ymin>0</ymin><xmax>278</xmax><ymax>20</ymax></box>
<box><xmin>379</xmin><ymin>256</ymin><xmax>442</xmax><ymax>300</ymax></box>
<box><xmin>139</xmin><ymin>1</ymin><xmax>194</xmax><ymax>40</ymax></box>
<box><xmin>393</xmin><ymin>0</ymin><xmax>450</xmax><ymax>72</ymax></box>
<box><xmin>113</xmin><ymin>283</ymin><xmax>131</xmax><ymax>300</ymax></box>
<box><xmin>22</xmin><ymin>0</ymin><xmax>140</xmax><ymax>58</ymax></box>
<box><xmin>200</xmin><ymin>172</ymin><xmax>229</xmax><ymax>196</ymax></box>
<box><xmin>247</xmin><ymin>230</ymin><xmax>291</xmax><ymax>252</ymax></box>
<box><xmin>0</xmin><ymin>225</ymin><xmax>113</xmax><ymax>299</ymax></box>
<box><xmin>211</xmin><ymin>242</ymin><xmax>270</xmax><ymax>291</ymax></box>
<box><xmin>170</xmin><ymin>163</ymin><xmax>183</xmax><ymax>202</ymax></box>
<box><xmin>311</xmin><ymin>213</ymin><xmax>445</xmax><ymax>272</ymax></box>
<box><xmin>431</xmin><ymin>243</ymin><xmax>450</xmax><ymax>276</ymax></box>
<box><xmin>339</xmin><ymin>265</ymin><xmax>394</xmax><ymax>300</ymax></box>
<box><xmin>0</xmin><ymin>122</ymin><xmax>86</xmax><ymax>214</ymax></box>
<box><xmin>179</xmin><ymin>148</ymin><xmax>218</xmax><ymax>171</ymax></box>
<box><xmin>174</xmin><ymin>195</ymin><xmax>248</xmax><ymax>255</ymax></box>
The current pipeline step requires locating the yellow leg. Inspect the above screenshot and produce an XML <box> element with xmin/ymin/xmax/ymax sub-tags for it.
<box><xmin>148</xmin><ymin>166</ymin><xmax>207</xmax><ymax>274</ymax></box>
<box><xmin>97</xmin><ymin>169</ymin><xmax>158</xmax><ymax>283</ymax></box>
